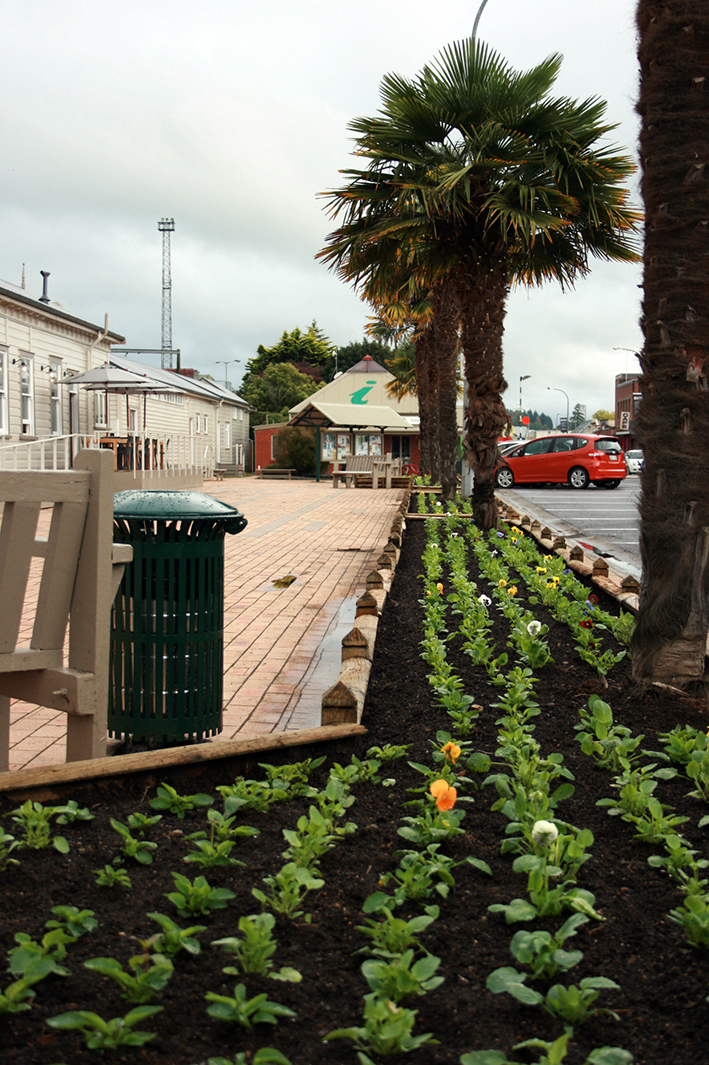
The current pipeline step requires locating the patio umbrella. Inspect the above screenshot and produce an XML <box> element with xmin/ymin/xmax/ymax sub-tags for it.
<box><xmin>65</xmin><ymin>365</ymin><xmax>181</xmax><ymax>431</ymax></box>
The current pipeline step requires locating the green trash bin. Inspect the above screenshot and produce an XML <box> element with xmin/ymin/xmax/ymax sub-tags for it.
<box><xmin>109</xmin><ymin>490</ymin><xmax>248</xmax><ymax>746</ymax></box>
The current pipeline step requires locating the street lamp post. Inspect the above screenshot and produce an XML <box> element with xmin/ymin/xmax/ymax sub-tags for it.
<box><xmin>216</xmin><ymin>359</ymin><xmax>240</xmax><ymax>390</ymax></box>
<box><xmin>547</xmin><ymin>386</ymin><xmax>569</xmax><ymax>430</ymax></box>
<box><xmin>519</xmin><ymin>375</ymin><xmax>531</xmax><ymax>438</ymax></box>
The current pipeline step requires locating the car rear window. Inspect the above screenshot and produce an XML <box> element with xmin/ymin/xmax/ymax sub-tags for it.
<box><xmin>595</xmin><ymin>438</ymin><xmax>621</xmax><ymax>454</ymax></box>
<box><xmin>627</xmin><ymin>450</ymin><xmax>643</xmax><ymax>460</ymax></box>
<box><xmin>553</xmin><ymin>437</ymin><xmax>584</xmax><ymax>452</ymax></box>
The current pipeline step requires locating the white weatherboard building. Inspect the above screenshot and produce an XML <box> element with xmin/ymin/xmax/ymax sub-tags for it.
<box><xmin>0</xmin><ymin>276</ymin><xmax>125</xmax><ymax>446</ymax></box>
<box><xmin>0</xmin><ymin>275</ymin><xmax>249</xmax><ymax>485</ymax></box>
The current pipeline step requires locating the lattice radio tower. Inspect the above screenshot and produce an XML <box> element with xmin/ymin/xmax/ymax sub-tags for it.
<box><xmin>158</xmin><ymin>217</ymin><xmax>175</xmax><ymax>369</ymax></box>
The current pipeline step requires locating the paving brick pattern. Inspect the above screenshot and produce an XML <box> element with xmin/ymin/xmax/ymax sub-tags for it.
<box><xmin>7</xmin><ymin>478</ymin><xmax>403</xmax><ymax>771</ymax></box>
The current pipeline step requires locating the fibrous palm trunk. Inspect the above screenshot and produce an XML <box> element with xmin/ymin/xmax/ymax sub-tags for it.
<box><xmin>632</xmin><ymin>0</ymin><xmax>709</xmax><ymax>686</ymax></box>
<box><xmin>429</xmin><ymin>286</ymin><xmax>460</xmax><ymax>500</ymax></box>
<box><xmin>459</xmin><ymin>263</ymin><xmax>509</xmax><ymax>529</ymax></box>
<box><xmin>413</xmin><ymin>328</ymin><xmax>438</xmax><ymax>481</ymax></box>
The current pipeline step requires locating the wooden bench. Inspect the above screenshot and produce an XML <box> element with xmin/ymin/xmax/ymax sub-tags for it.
<box><xmin>332</xmin><ymin>455</ymin><xmax>374</xmax><ymax>488</ymax></box>
<box><xmin>333</xmin><ymin>455</ymin><xmax>403</xmax><ymax>489</ymax></box>
<box><xmin>0</xmin><ymin>449</ymin><xmax>132</xmax><ymax>770</ymax></box>
<box><xmin>257</xmin><ymin>468</ymin><xmax>295</xmax><ymax>479</ymax></box>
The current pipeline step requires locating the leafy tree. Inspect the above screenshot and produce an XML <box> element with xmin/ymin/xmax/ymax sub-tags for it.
<box><xmin>273</xmin><ymin>427</ymin><xmax>316</xmax><ymax>476</ymax></box>
<box><xmin>508</xmin><ymin>409</ymin><xmax>553</xmax><ymax>430</ymax></box>
<box><xmin>319</xmin><ymin>39</ymin><xmax>640</xmax><ymax>523</ymax></box>
<box><xmin>593</xmin><ymin>409</ymin><xmax>614</xmax><ymax>422</ymax></box>
<box><xmin>240</xmin><ymin>363</ymin><xmax>321</xmax><ymax>421</ymax></box>
<box><xmin>569</xmin><ymin>403</ymin><xmax>587</xmax><ymax>430</ymax></box>
<box><xmin>632</xmin><ymin>1</ymin><xmax>709</xmax><ymax>687</ymax></box>
<box><xmin>246</xmin><ymin>323</ymin><xmax>334</xmax><ymax>377</ymax></box>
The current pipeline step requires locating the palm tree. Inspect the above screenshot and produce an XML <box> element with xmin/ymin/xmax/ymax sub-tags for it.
<box><xmin>319</xmin><ymin>39</ymin><xmax>641</xmax><ymax>526</ymax></box>
<box><xmin>631</xmin><ymin>1</ymin><xmax>709</xmax><ymax>687</ymax></box>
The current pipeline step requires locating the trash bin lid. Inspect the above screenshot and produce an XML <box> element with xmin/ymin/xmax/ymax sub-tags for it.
<box><xmin>114</xmin><ymin>490</ymin><xmax>245</xmax><ymax>523</ymax></box>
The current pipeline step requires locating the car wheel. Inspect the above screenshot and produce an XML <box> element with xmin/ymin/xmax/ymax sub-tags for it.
<box><xmin>569</xmin><ymin>466</ymin><xmax>590</xmax><ymax>489</ymax></box>
<box><xmin>495</xmin><ymin>467</ymin><xmax>515</xmax><ymax>489</ymax></box>
<box><xmin>601</xmin><ymin>479</ymin><xmax>621</xmax><ymax>489</ymax></box>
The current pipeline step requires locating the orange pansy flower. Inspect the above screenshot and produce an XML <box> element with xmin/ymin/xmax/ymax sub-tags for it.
<box><xmin>430</xmin><ymin>779</ymin><xmax>457</xmax><ymax>811</ymax></box>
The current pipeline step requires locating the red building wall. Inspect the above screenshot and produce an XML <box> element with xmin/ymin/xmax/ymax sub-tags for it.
<box><xmin>253</xmin><ymin>422</ymin><xmax>286</xmax><ymax>471</ymax></box>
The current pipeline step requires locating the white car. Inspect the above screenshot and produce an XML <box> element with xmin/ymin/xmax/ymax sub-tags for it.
<box><xmin>625</xmin><ymin>448</ymin><xmax>644</xmax><ymax>474</ymax></box>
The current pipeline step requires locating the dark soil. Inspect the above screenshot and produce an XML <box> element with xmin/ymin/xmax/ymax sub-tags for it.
<box><xmin>1</xmin><ymin>517</ymin><xmax>709</xmax><ymax>1065</ymax></box>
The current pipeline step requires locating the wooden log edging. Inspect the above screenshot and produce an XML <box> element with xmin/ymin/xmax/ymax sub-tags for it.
<box><xmin>496</xmin><ymin>494</ymin><xmax>640</xmax><ymax>614</ymax></box>
<box><xmin>321</xmin><ymin>484</ymin><xmax>412</xmax><ymax>726</ymax></box>
<box><xmin>0</xmin><ymin>724</ymin><xmax>367</xmax><ymax>799</ymax></box>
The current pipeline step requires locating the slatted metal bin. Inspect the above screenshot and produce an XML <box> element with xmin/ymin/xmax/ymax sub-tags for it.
<box><xmin>108</xmin><ymin>490</ymin><xmax>247</xmax><ymax>745</ymax></box>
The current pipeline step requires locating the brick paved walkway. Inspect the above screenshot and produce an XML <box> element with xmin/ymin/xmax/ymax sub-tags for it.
<box><xmin>8</xmin><ymin>478</ymin><xmax>404</xmax><ymax>771</ymax></box>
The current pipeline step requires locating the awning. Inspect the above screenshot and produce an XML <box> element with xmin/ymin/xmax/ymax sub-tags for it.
<box><xmin>289</xmin><ymin>401</ymin><xmax>414</xmax><ymax>431</ymax></box>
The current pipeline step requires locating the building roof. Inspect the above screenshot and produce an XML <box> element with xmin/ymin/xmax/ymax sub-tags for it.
<box><xmin>289</xmin><ymin>400</ymin><xmax>413</xmax><ymax>432</ymax></box>
<box><xmin>109</xmin><ymin>354</ymin><xmax>249</xmax><ymax>408</ymax></box>
<box><xmin>347</xmin><ymin>356</ymin><xmax>390</xmax><ymax>373</ymax></box>
<box><xmin>0</xmin><ymin>278</ymin><xmax>126</xmax><ymax>343</ymax></box>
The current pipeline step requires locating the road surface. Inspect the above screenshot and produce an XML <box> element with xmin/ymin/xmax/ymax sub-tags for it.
<box><xmin>497</xmin><ymin>476</ymin><xmax>641</xmax><ymax>578</ymax></box>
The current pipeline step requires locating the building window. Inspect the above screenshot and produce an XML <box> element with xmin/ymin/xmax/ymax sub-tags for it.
<box><xmin>94</xmin><ymin>389</ymin><xmax>107</xmax><ymax>428</ymax></box>
<box><xmin>0</xmin><ymin>348</ymin><xmax>7</xmax><ymax>435</ymax></box>
<box><xmin>225</xmin><ymin>421</ymin><xmax>230</xmax><ymax>451</ymax></box>
<box><xmin>50</xmin><ymin>361</ymin><xmax>62</xmax><ymax>435</ymax></box>
<box><xmin>204</xmin><ymin>415</ymin><xmax>209</xmax><ymax>435</ymax></box>
<box><xmin>390</xmin><ymin>435</ymin><xmax>411</xmax><ymax>461</ymax></box>
<box><xmin>20</xmin><ymin>354</ymin><xmax>35</xmax><ymax>435</ymax></box>
<box><xmin>195</xmin><ymin>415</ymin><xmax>201</xmax><ymax>433</ymax></box>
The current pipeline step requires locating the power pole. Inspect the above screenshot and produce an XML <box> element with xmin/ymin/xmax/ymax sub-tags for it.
<box><xmin>158</xmin><ymin>218</ymin><xmax>175</xmax><ymax>369</ymax></box>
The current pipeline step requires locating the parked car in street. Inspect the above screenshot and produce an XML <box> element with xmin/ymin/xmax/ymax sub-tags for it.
<box><xmin>625</xmin><ymin>448</ymin><xmax>644</xmax><ymax>474</ymax></box>
<box><xmin>495</xmin><ymin>433</ymin><xmax>627</xmax><ymax>489</ymax></box>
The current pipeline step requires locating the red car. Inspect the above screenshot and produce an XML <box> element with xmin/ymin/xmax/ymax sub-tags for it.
<box><xmin>495</xmin><ymin>433</ymin><xmax>627</xmax><ymax>490</ymax></box>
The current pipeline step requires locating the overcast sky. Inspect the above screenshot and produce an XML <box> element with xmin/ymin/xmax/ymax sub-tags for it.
<box><xmin>2</xmin><ymin>0</ymin><xmax>642</xmax><ymax>421</ymax></box>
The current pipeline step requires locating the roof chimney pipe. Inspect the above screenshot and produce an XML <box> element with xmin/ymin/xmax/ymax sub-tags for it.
<box><xmin>39</xmin><ymin>271</ymin><xmax>50</xmax><ymax>303</ymax></box>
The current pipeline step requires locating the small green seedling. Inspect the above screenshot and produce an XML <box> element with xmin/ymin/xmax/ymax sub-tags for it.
<box><xmin>252</xmin><ymin>863</ymin><xmax>324</xmax><ymax>919</ymax></box>
<box><xmin>356</xmin><ymin>905</ymin><xmax>439</xmax><ymax>957</ymax></box>
<box><xmin>146</xmin><ymin>912</ymin><xmax>206</xmax><ymax>956</ymax></box>
<box><xmin>93</xmin><ymin>863</ymin><xmax>132</xmax><ymax>889</ymax></box>
<box><xmin>324</xmin><ymin>991</ymin><xmax>438</xmax><ymax>1057</ymax></box>
<box><xmin>9</xmin><ymin>800</ymin><xmax>68</xmax><ymax>852</ymax></box>
<box><xmin>46</xmin><ymin>1006</ymin><xmax>163</xmax><ymax>1049</ymax></box>
<box><xmin>84</xmin><ymin>954</ymin><xmax>174</xmax><ymax>1003</ymax></box>
<box><xmin>110</xmin><ymin>818</ymin><xmax>158</xmax><ymax>865</ymax></box>
<box><xmin>361</xmin><ymin>949</ymin><xmax>444</xmax><ymax>1002</ymax></box>
<box><xmin>46</xmin><ymin>905</ymin><xmax>98</xmax><ymax>938</ymax></box>
<box><xmin>205</xmin><ymin>983</ymin><xmax>296</xmax><ymax>1027</ymax></box>
<box><xmin>165</xmin><ymin>872</ymin><xmax>235</xmax><ymax>916</ymax></box>
<box><xmin>212</xmin><ymin>912</ymin><xmax>301</xmax><ymax>982</ymax></box>
<box><xmin>149</xmin><ymin>782</ymin><xmax>213</xmax><ymax>818</ymax></box>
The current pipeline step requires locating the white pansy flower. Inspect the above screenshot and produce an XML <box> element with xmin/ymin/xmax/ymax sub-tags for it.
<box><xmin>527</xmin><ymin>620</ymin><xmax>542</xmax><ymax>636</ymax></box>
<box><xmin>478</xmin><ymin>595</ymin><xmax>492</xmax><ymax>606</ymax></box>
<box><xmin>531</xmin><ymin>820</ymin><xmax>559</xmax><ymax>845</ymax></box>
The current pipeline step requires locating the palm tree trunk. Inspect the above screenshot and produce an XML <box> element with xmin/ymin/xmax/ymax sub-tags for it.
<box><xmin>632</xmin><ymin>0</ymin><xmax>709</xmax><ymax>687</ymax></box>
<box><xmin>430</xmin><ymin>286</ymin><xmax>460</xmax><ymax>500</ymax></box>
<box><xmin>413</xmin><ymin>328</ymin><xmax>439</xmax><ymax>481</ymax></box>
<box><xmin>459</xmin><ymin>264</ymin><xmax>509</xmax><ymax>529</ymax></box>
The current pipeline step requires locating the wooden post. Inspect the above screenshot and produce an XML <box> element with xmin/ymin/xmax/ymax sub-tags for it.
<box><xmin>66</xmin><ymin>449</ymin><xmax>114</xmax><ymax>762</ymax></box>
<box><xmin>593</xmin><ymin>557</ymin><xmax>610</xmax><ymax>578</ymax></box>
<box><xmin>342</xmin><ymin>627</ymin><xmax>369</xmax><ymax>661</ymax></box>
<box><xmin>321</xmin><ymin>680</ymin><xmax>358</xmax><ymax>726</ymax></box>
<box><xmin>355</xmin><ymin>591</ymin><xmax>379</xmax><ymax>617</ymax></box>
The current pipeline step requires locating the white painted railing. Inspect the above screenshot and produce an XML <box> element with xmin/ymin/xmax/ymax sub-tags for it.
<box><xmin>0</xmin><ymin>434</ymin><xmax>95</xmax><ymax>471</ymax></box>
<box><xmin>0</xmin><ymin>432</ymin><xmax>213</xmax><ymax>478</ymax></box>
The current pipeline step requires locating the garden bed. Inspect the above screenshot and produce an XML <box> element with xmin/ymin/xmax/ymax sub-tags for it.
<box><xmin>0</xmin><ymin>512</ymin><xmax>708</xmax><ymax>1065</ymax></box>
